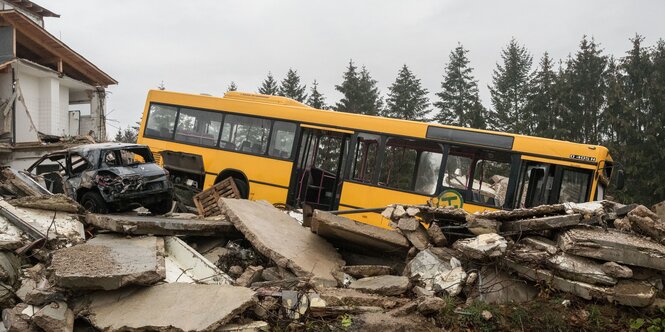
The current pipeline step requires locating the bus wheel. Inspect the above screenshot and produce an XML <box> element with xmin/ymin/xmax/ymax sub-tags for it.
<box><xmin>233</xmin><ymin>178</ymin><xmax>249</xmax><ymax>199</ymax></box>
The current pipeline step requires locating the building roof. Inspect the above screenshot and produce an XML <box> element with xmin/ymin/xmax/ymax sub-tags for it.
<box><xmin>0</xmin><ymin>9</ymin><xmax>117</xmax><ymax>87</ymax></box>
<box><xmin>3</xmin><ymin>0</ymin><xmax>59</xmax><ymax>18</ymax></box>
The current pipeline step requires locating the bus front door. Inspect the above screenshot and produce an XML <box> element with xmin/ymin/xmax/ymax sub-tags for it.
<box><xmin>290</xmin><ymin>128</ymin><xmax>350</xmax><ymax>211</ymax></box>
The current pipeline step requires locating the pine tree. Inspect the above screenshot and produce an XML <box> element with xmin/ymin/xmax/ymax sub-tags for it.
<box><xmin>434</xmin><ymin>44</ymin><xmax>487</xmax><ymax>128</ymax></box>
<box><xmin>527</xmin><ymin>53</ymin><xmax>558</xmax><ymax>137</ymax></box>
<box><xmin>335</xmin><ymin>60</ymin><xmax>362</xmax><ymax>113</ymax></box>
<box><xmin>226</xmin><ymin>81</ymin><xmax>238</xmax><ymax>92</ymax></box>
<box><xmin>279</xmin><ymin>69</ymin><xmax>307</xmax><ymax>102</ymax></box>
<box><xmin>357</xmin><ymin>66</ymin><xmax>383</xmax><ymax>116</ymax></box>
<box><xmin>384</xmin><ymin>64</ymin><xmax>430</xmax><ymax>121</ymax></box>
<box><xmin>258</xmin><ymin>72</ymin><xmax>279</xmax><ymax>95</ymax></box>
<box><xmin>306</xmin><ymin>80</ymin><xmax>326</xmax><ymax>109</ymax></box>
<box><xmin>489</xmin><ymin>38</ymin><xmax>533</xmax><ymax>134</ymax></box>
<box><xmin>648</xmin><ymin>39</ymin><xmax>665</xmax><ymax>201</ymax></box>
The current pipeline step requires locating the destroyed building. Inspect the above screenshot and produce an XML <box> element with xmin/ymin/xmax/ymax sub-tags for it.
<box><xmin>0</xmin><ymin>0</ymin><xmax>117</xmax><ymax>169</ymax></box>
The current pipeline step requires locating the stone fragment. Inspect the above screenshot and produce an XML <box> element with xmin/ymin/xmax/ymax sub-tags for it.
<box><xmin>392</xmin><ymin>205</ymin><xmax>406</xmax><ymax>219</ymax></box>
<box><xmin>381</xmin><ymin>206</ymin><xmax>394</xmax><ymax>219</ymax></box>
<box><xmin>2</xmin><ymin>303</ymin><xmax>39</xmax><ymax>332</ymax></box>
<box><xmin>412</xmin><ymin>286</ymin><xmax>434</xmax><ymax>297</ymax></box>
<box><xmin>86</xmin><ymin>283</ymin><xmax>256</xmax><ymax>331</ymax></box>
<box><xmin>653</xmin><ymin>200</ymin><xmax>665</xmax><ymax>221</ymax></box>
<box><xmin>558</xmin><ymin>227</ymin><xmax>665</xmax><ymax>271</ymax></box>
<box><xmin>601</xmin><ymin>262</ymin><xmax>633</xmax><ymax>279</ymax></box>
<box><xmin>15</xmin><ymin>278</ymin><xmax>61</xmax><ymax>306</ymax></box>
<box><xmin>465</xmin><ymin>216</ymin><xmax>500</xmax><ymax>235</ymax></box>
<box><xmin>32</xmin><ymin>301</ymin><xmax>74</xmax><ymax>332</ymax></box>
<box><xmin>311</xmin><ymin>210</ymin><xmax>409</xmax><ymax>252</ymax></box>
<box><xmin>427</xmin><ymin>223</ymin><xmax>447</xmax><ymax>247</ymax></box>
<box><xmin>51</xmin><ymin>234</ymin><xmax>165</xmax><ymax>290</ymax></box>
<box><xmin>546</xmin><ymin>253</ymin><xmax>617</xmax><ymax>286</ymax></box>
<box><xmin>401</xmin><ymin>224</ymin><xmax>430</xmax><ymax>251</ymax></box>
<box><xmin>481</xmin><ymin>310</ymin><xmax>493</xmax><ymax>321</ymax></box>
<box><xmin>521</xmin><ymin>236</ymin><xmax>558</xmax><ymax>255</ymax></box>
<box><xmin>407</xmin><ymin>249</ymin><xmax>465</xmax><ymax>296</ymax></box>
<box><xmin>615</xmin><ymin>203</ymin><xmax>638</xmax><ymax>217</ymax></box>
<box><xmin>318</xmin><ymin>287</ymin><xmax>402</xmax><ymax>309</ymax></box>
<box><xmin>235</xmin><ymin>266</ymin><xmax>264</xmax><ymax>287</ymax></box>
<box><xmin>433</xmin><ymin>267</ymin><xmax>466</xmax><ymax>296</ymax></box>
<box><xmin>397</xmin><ymin>217</ymin><xmax>419</xmax><ymax>231</ymax></box>
<box><xmin>86</xmin><ymin>213</ymin><xmax>236</xmax><ymax>236</ymax></box>
<box><xmin>416</xmin><ymin>296</ymin><xmax>446</xmax><ymax>315</ymax></box>
<box><xmin>389</xmin><ymin>301</ymin><xmax>417</xmax><ymax>317</ymax></box>
<box><xmin>628</xmin><ymin>205</ymin><xmax>665</xmax><ymax>242</ymax></box>
<box><xmin>164</xmin><ymin>236</ymin><xmax>233</xmax><ymax>284</ymax></box>
<box><xmin>406</xmin><ymin>207</ymin><xmax>420</xmax><ymax>217</ymax></box>
<box><xmin>477</xmin><ymin>267</ymin><xmax>537</xmax><ymax>304</ymax></box>
<box><xmin>349</xmin><ymin>275</ymin><xmax>410</xmax><ymax>296</ymax></box>
<box><xmin>221</xmin><ymin>199</ymin><xmax>344</xmax><ymax>287</ymax></box>
<box><xmin>9</xmin><ymin>194</ymin><xmax>82</xmax><ymax>213</ymax></box>
<box><xmin>342</xmin><ymin>265</ymin><xmax>392</xmax><ymax>278</ymax></box>
<box><xmin>453</xmin><ymin>233</ymin><xmax>507</xmax><ymax>260</ymax></box>
<box><xmin>501</xmin><ymin>214</ymin><xmax>583</xmax><ymax>232</ymax></box>
<box><xmin>261</xmin><ymin>266</ymin><xmax>295</xmax><ymax>282</ymax></box>
<box><xmin>614</xmin><ymin>217</ymin><xmax>632</xmax><ymax>231</ymax></box>
<box><xmin>228</xmin><ymin>265</ymin><xmax>243</xmax><ymax>278</ymax></box>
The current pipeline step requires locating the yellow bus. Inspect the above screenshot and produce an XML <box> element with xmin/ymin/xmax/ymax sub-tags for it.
<box><xmin>137</xmin><ymin>90</ymin><xmax>623</xmax><ymax>228</ymax></box>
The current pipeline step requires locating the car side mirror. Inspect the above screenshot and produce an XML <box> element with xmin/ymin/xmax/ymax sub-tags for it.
<box><xmin>615</xmin><ymin>168</ymin><xmax>625</xmax><ymax>190</ymax></box>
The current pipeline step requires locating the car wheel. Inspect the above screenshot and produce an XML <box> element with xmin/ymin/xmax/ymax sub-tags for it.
<box><xmin>147</xmin><ymin>198</ymin><xmax>173</xmax><ymax>215</ymax></box>
<box><xmin>80</xmin><ymin>191</ymin><xmax>109</xmax><ymax>214</ymax></box>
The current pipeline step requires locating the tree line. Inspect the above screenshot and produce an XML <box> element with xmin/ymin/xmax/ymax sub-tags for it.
<box><xmin>241</xmin><ymin>35</ymin><xmax>665</xmax><ymax>205</ymax></box>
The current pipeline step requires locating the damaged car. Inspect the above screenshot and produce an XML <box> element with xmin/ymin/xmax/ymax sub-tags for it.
<box><xmin>26</xmin><ymin>143</ymin><xmax>174</xmax><ymax>214</ymax></box>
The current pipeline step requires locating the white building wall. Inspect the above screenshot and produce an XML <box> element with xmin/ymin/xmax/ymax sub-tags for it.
<box><xmin>59</xmin><ymin>85</ymin><xmax>69</xmax><ymax>136</ymax></box>
<box><xmin>0</xmin><ymin>72</ymin><xmax>12</xmax><ymax>134</ymax></box>
<box><xmin>15</xmin><ymin>72</ymin><xmax>39</xmax><ymax>142</ymax></box>
<box><xmin>38</xmin><ymin>77</ymin><xmax>58</xmax><ymax>136</ymax></box>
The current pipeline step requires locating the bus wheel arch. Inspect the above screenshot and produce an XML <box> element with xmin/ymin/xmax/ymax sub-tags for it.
<box><xmin>216</xmin><ymin>169</ymin><xmax>249</xmax><ymax>199</ymax></box>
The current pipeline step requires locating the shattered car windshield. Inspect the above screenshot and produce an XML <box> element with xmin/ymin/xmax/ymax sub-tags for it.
<box><xmin>104</xmin><ymin>147</ymin><xmax>155</xmax><ymax>167</ymax></box>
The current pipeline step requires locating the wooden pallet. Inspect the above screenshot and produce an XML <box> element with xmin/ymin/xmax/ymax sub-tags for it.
<box><xmin>193</xmin><ymin>177</ymin><xmax>241</xmax><ymax>217</ymax></box>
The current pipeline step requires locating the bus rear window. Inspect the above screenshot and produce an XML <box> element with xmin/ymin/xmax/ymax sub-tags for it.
<box><xmin>145</xmin><ymin>104</ymin><xmax>178</xmax><ymax>139</ymax></box>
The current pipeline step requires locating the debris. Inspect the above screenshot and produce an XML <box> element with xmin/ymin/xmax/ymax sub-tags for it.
<box><xmin>653</xmin><ymin>200</ymin><xmax>665</xmax><ymax>221</ymax></box>
<box><xmin>0</xmin><ymin>167</ymin><xmax>51</xmax><ymax>198</ymax></box>
<box><xmin>0</xmin><ymin>201</ymin><xmax>84</xmax><ymax>242</ymax></box>
<box><xmin>311</xmin><ymin>209</ymin><xmax>409</xmax><ymax>252</ymax></box>
<box><xmin>86</xmin><ymin>213</ymin><xmax>236</xmax><ymax>236</ymax></box>
<box><xmin>427</xmin><ymin>223</ymin><xmax>447</xmax><ymax>246</ymax></box>
<box><xmin>235</xmin><ymin>265</ymin><xmax>264</xmax><ymax>287</ymax></box>
<box><xmin>416</xmin><ymin>296</ymin><xmax>446</xmax><ymax>315</ymax></box>
<box><xmin>476</xmin><ymin>267</ymin><xmax>537</xmax><ymax>304</ymax></box>
<box><xmin>51</xmin><ymin>234</ymin><xmax>165</xmax><ymax>290</ymax></box>
<box><xmin>32</xmin><ymin>301</ymin><xmax>74</xmax><ymax>332</ymax></box>
<box><xmin>389</xmin><ymin>301</ymin><xmax>418</xmax><ymax>316</ymax></box>
<box><xmin>352</xmin><ymin>311</ymin><xmax>439</xmax><ymax>331</ymax></box>
<box><xmin>85</xmin><ymin>283</ymin><xmax>256</xmax><ymax>331</ymax></box>
<box><xmin>318</xmin><ymin>287</ymin><xmax>403</xmax><ymax>309</ymax></box>
<box><xmin>614</xmin><ymin>217</ymin><xmax>632</xmax><ymax>231</ymax></box>
<box><xmin>164</xmin><ymin>236</ymin><xmax>233</xmax><ymax>284</ymax></box>
<box><xmin>406</xmin><ymin>207</ymin><xmax>420</xmax><ymax>217</ymax></box>
<box><xmin>194</xmin><ymin>177</ymin><xmax>241</xmax><ymax>217</ymax></box>
<box><xmin>601</xmin><ymin>262</ymin><xmax>633</xmax><ymax>279</ymax></box>
<box><xmin>228</xmin><ymin>265</ymin><xmax>244</xmax><ymax>278</ymax></box>
<box><xmin>392</xmin><ymin>205</ymin><xmax>406</xmax><ymax>219</ymax></box>
<box><xmin>453</xmin><ymin>233</ymin><xmax>507</xmax><ymax>260</ymax></box>
<box><xmin>558</xmin><ymin>227</ymin><xmax>665</xmax><ymax>271</ymax></box>
<box><xmin>407</xmin><ymin>249</ymin><xmax>466</xmax><ymax>296</ymax></box>
<box><xmin>400</xmin><ymin>223</ymin><xmax>431</xmax><ymax>251</ymax></box>
<box><xmin>627</xmin><ymin>205</ymin><xmax>665</xmax><ymax>242</ymax></box>
<box><xmin>481</xmin><ymin>310</ymin><xmax>493</xmax><ymax>321</ymax></box>
<box><xmin>349</xmin><ymin>275</ymin><xmax>410</xmax><ymax>296</ymax></box>
<box><xmin>342</xmin><ymin>265</ymin><xmax>393</xmax><ymax>278</ymax></box>
<box><xmin>501</xmin><ymin>213</ymin><xmax>583</xmax><ymax>232</ymax></box>
<box><xmin>546</xmin><ymin>253</ymin><xmax>617</xmax><ymax>286</ymax></box>
<box><xmin>8</xmin><ymin>194</ymin><xmax>83</xmax><ymax>214</ymax></box>
<box><xmin>220</xmin><ymin>199</ymin><xmax>344</xmax><ymax>287</ymax></box>
<box><xmin>219</xmin><ymin>321</ymin><xmax>269</xmax><ymax>332</ymax></box>
<box><xmin>397</xmin><ymin>217</ymin><xmax>419</xmax><ymax>231</ymax></box>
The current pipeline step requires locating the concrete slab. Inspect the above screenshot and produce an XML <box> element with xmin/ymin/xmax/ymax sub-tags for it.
<box><xmin>32</xmin><ymin>301</ymin><xmax>74</xmax><ymax>332</ymax></box>
<box><xmin>477</xmin><ymin>267</ymin><xmax>538</xmax><ymax>304</ymax></box>
<box><xmin>317</xmin><ymin>287</ymin><xmax>404</xmax><ymax>309</ymax></box>
<box><xmin>501</xmin><ymin>214</ymin><xmax>582</xmax><ymax>232</ymax></box>
<box><xmin>310</xmin><ymin>209</ymin><xmax>409</xmax><ymax>252</ymax></box>
<box><xmin>86</xmin><ymin>283</ymin><xmax>256</xmax><ymax>331</ymax></box>
<box><xmin>453</xmin><ymin>233</ymin><xmax>507</xmax><ymax>260</ymax></box>
<box><xmin>0</xmin><ymin>200</ymin><xmax>83</xmax><ymax>242</ymax></box>
<box><xmin>349</xmin><ymin>275</ymin><xmax>410</xmax><ymax>296</ymax></box>
<box><xmin>51</xmin><ymin>234</ymin><xmax>165</xmax><ymax>290</ymax></box>
<box><xmin>220</xmin><ymin>199</ymin><xmax>344</xmax><ymax>287</ymax></box>
<box><xmin>342</xmin><ymin>265</ymin><xmax>393</xmax><ymax>278</ymax></box>
<box><xmin>9</xmin><ymin>194</ymin><xmax>83</xmax><ymax>214</ymax></box>
<box><xmin>558</xmin><ymin>227</ymin><xmax>665</xmax><ymax>271</ymax></box>
<box><xmin>628</xmin><ymin>205</ymin><xmax>665</xmax><ymax>243</ymax></box>
<box><xmin>86</xmin><ymin>213</ymin><xmax>236</xmax><ymax>236</ymax></box>
<box><xmin>163</xmin><ymin>236</ymin><xmax>233</xmax><ymax>285</ymax></box>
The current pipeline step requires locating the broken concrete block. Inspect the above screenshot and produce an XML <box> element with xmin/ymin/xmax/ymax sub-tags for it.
<box><xmin>453</xmin><ymin>233</ymin><xmax>507</xmax><ymax>260</ymax></box>
<box><xmin>465</xmin><ymin>216</ymin><xmax>500</xmax><ymax>235</ymax></box>
<box><xmin>15</xmin><ymin>278</ymin><xmax>61</xmax><ymax>306</ymax></box>
<box><xmin>406</xmin><ymin>207</ymin><xmax>420</xmax><ymax>217</ymax></box>
<box><xmin>342</xmin><ymin>265</ymin><xmax>392</xmax><ymax>278</ymax></box>
<box><xmin>220</xmin><ymin>199</ymin><xmax>344</xmax><ymax>287</ymax></box>
<box><xmin>564</xmin><ymin>201</ymin><xmax>607</xmax><ymax>216</ymax></box>
<box><xmin>558</xmin><ymin>227</ymin><xmax>665</xmax><ymax>271</ymax></box>
<box><xmin>412</xmin><ymin>286</ymin><xmax>434</xmax><ymax>297</ymax></box>
<box><xmin>389</xmin><ymin>301</ymin><xmax>418</xmax><ymax>317</ymax></box>
<box><xmin>51</xmin><ymin>234</ymin><xmax>165</xmax><ymax>290</ymax></box>
<box><xmin>310</xmin><ymin>209</ymin><xmax>409</xmax><ymax>252</ymax></box>
<box><xmin>477</xmin><ymin>267</ymin><xmax>537</xmax><ymax>304</ymax></box>
<box><xmin>235</xmin><ymin>265</ymin><xmax>264</xmax><ymax>287</ymax></box>
<box><xmin>433</xmin><ymin>267</ymin><xmax>466</xmax><ymax>296</ymax></box>
<box><xmin>607</xmin><ymin>280</ymin><xmax>657</xmax><ymax>307</ymax></box>
<box><xmin>381</xmin><ymin>206</ymin><xmax>394</xmax><ymax>219</ymax></box>
<box><xmin>392</xmin><ymin>205</ymin><xmax>406</xmax><ymax>219</ymax></box>
<box><xmin>614</xmin><ymin>217</ymin><xmax>632</xmax><ymax>232</ymax></box>
<box><xmin>2</xmin><ymin>303</ymin><xmax>39</xmax><ymax>332</ymax></box>
<box><xmin>281</xmin><ymin>290</ymin><xmax>307</xmax><ymax>320</ymax></box>
<box><xmin>164</xmin><ymin>236</ymin><xmax>233</xmax><ymax>285</ymax></box>
<box><xmin>615</xmin><ymin>203</ymin><xmax>638</xmax><ymax>217</ymax></box>
<box><xmin>86</xmin><ymin>283</ymin><xmax>256</xmax><ymax>331</ymax></box>
<box><xmin>474</xmin><ymin>204</ymin><xmax>566</xmax><ymax>221</ymax></box>
<box><xmin>86</xmin><ymin>213</ymin><xmax>236</xmax><ymax>236</ymax></box>
<box><xmin>9</xmin><ymin>194</ymin><xmax>83</xmax><ymax>214</ymax></box>
<box><xmin>521</xmin><ymin>236</ymin><xmax>558</xmax><ymax>255</ymax></box>
<box><xmin>0</xmin><ymin>201</ymin><xmax>84</xmax><ymax>242</ymax></box>
<box><xmin>546</xmin><ymin>253</ymin><xmax>617</xmax><ymax>286</ymax></box>
<box><xmin>32</xmin><ymin>301</ymin><xmax>74</xmax><ymax>332</ymax></box>
<box><xmin>628</xmin><ymin>205</ymin><xmax>665</xmax><ymax>242</ymax></box>
<box><xmin>0</xmin><ymin>215</ymin><xmax>26</xmax><ymax>250</ymax></box>
<box><xmin>401</xmin><ymin>224</ymin><xmax>430</xmax><ymax>251</ymax></box>
<box><xmin>602</xmin><ymin>262</ymin><xmax>633</xmax><ymax>279</ymax></box>
<box><xmin>397</xmin><ymin>217</ymin><xmax>419</xmax><ymax>231</ymax></box>
<box><xmin>318</xmin><ymin>287</ymin><xmax>403</xmax><ymax>309</ymax></box>
<box><xmin>653</xmin><ymin>200</ymin><xmax>665</xmax><ymax>222</ymax></box>
<box><xmin>426</xmin><ymin>223</ymin><xmax>447</xmax><ymax>247</ymax></box>
<box><xmin>228</xmin><ymin>265</ymin><xmax>243</xmax><ymax>278</ymax></box>
<box><xmin>501</xmin><ymin>214</ymin><xmax>583</xmax><ymax>232</ymax></box>
<box><xmin>0</xmin><ymin>251</ymin><xmax>20</xmax><ymax>304</ymax></box>
<box><xmin>406</xmin><ymin>249</ymin><xmax>465</xmax><ymax>296</ymax></box>
<box><xmin>349</xmin><ymin>275</ymin><xmax>410</xmax><ymax>296</ymax></box>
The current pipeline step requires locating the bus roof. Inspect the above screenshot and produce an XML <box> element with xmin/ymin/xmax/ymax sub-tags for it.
<box><xmin>145</xmin><ymin>89</ymin><xmax>610</xmax><ymax>166</ymax></box>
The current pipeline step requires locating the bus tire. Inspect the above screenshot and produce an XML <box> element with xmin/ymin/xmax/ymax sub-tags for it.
<box><xmin>234</xmin><ymin>178</ymin><xmax>249</xmax><ymax>199</ymax></box>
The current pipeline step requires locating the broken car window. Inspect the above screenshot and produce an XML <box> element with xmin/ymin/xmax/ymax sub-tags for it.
<box><xmin>219</xmin><ymin>114</ymin><xmax>271</xmax><ymax>154</ymax></box>
<box><xmin>268</xmin><ymin>121</ymin><xmax>296</xmax><ymax>159</ymax></box>
<box><xmin>104</xmin><ymin>151</ymin><xmax>119</xmax><ymax>167</ymax></box>
<box><xmin>102</xmin><ymin>148</ymin><xmax>154</xmax><ymax>167</ymax></box>
<box><xmin>145</xmin><ymin>104</ymin><xmax>178</xmax><ymax>139</ymax></box>
<box><xmin>174</xmin><ymin>107</ymin><xmax>223</xmax><ymax>147</ymax></box>
<box><xmin>70</xmin><ymin>153</ymin><xmax>91</xmax><ymax>175</ymax></box>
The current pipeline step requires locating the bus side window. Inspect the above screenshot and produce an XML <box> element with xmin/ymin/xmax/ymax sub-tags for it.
<box><xmin>514</xmin><ymin>162</ymin><xmax>555</xmax><ymax>208</ymax></box>
<box><xmin>219</xmin><ymin>114</ymin><xmax>272</xmax><ymax>154</ymax></box>
<box><xmin>378</xmin><ymin>138</ymin><xmax>443</xmax><ymax>195</ymax></box>
<box><xmin>145</xmin><ymin>104</ymin><xmax>178</xmax><ymax>139</ymax></box>
<box><xmin>268</xmin><ymin>121</ymin><xmax>296</xmax><ymax>159</ymax></box>
<box><xmin>350</xmin><ymin>134</ymin><xmax>379</xmax><ymax>183</ymax></box>
<box><xmin>558</xmin><ymin>169</ymin><xmax>591</xmax><ymax>203</ymax></box>
<box><xmin>174</xmin><ymin>108</ymin><xmax>223</xmax><ymax>147</ymax></box>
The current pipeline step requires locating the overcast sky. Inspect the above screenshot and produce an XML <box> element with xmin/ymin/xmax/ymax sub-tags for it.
<box><xmin>38</xmin><ymin>0</ymin><xmax>665</xmax><ymax>134</ymax></box>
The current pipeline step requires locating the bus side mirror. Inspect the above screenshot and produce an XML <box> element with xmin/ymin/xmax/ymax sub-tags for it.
<box><xmin>615</xmin><ymin>169</ymin><xmax>625</xmax><ymax>190</ymax></box>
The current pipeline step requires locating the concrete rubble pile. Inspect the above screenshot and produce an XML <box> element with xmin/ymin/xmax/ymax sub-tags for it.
<box><xmin>0</xmin><ymin>166</ymin><xmax>664</xmax><ymax>330</ymax></box>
